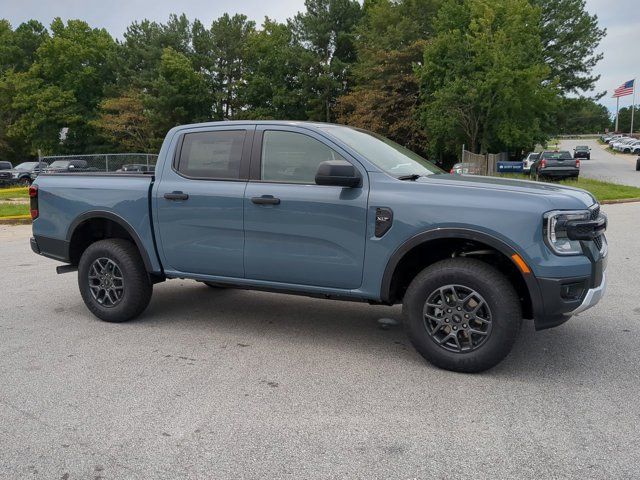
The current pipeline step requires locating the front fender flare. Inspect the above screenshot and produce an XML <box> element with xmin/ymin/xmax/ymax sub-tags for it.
<box><xmin>379</xmin><ymin>228</ymin><xmax>542</xmax><ymax>312</ymax></box>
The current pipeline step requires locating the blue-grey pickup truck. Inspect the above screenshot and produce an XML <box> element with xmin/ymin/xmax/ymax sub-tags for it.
<box><xmin>30</xmin><ymin>121</ymin><xmax>608</xmax><ymax>372</ymax></box>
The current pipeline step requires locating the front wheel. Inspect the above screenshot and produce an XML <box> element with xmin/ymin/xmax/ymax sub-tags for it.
<box><xmin>78</xmin><ymin>239</ymin><xmax>152</xmax><ymax>322</ymax></box>
<box><xmin>402</xmin><ymin>258</ymin><xmax>522</xmax><ymax>373</ymax></box>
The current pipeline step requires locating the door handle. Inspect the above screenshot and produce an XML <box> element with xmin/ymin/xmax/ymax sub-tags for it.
<box><xmin>251</xmin><ymin>195</ymin><xmax>280</xmax><ymax>205</ymax></box>
<box><xmin>164</xmin><ymin>191</ymin><xmax>189</xmax><ymax>201</ymax></box>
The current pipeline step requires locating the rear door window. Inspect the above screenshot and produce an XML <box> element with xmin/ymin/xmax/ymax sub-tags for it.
<box><xmin>178</xmin><ymin>130</ymin><xmax>246</xmax><ymax>180</ymax></box>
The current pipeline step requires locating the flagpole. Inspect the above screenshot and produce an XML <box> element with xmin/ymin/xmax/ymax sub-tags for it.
<box><xmin>615</xmin><ymin>96</ymin><xmax>619</xmax><ymax>132</ymax></box>
<box><xmin>631</xmin><ymin>78</ymin><xmax>636</xmax><ymax>135</ymax></box>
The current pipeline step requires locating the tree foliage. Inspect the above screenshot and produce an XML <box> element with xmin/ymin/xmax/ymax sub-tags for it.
<box><xmin>336</xmin><ymin>0</ymin><xmax>441</xmax><ymax>155</ymax></box>
<box><xmin>554</xmin><ymin>97</ymin><xmax>611</xmax><ymax>134</ymax></box>
<box><xmin>612</xmin><ymin>106</ymin><xmax>639</xmax><ymax>134</ymax></box>
<box><xmin>419</xmin><ymin>0</ymin><xmax>558</xmax><ymax>155</ymax></box>
<box><xmin>0</xmin><ymin>1</ymin><xmax>608</xmax><ymax>161</ymax></box>
<box><xmin>290</xmin><ymin>0</ymin><xmax>362</xmax><ymax>121</ymax></box>
<box><xmin>533</xmin><ymin>0</ymin><xmax>606</xmax><ymax>95</ymax></box>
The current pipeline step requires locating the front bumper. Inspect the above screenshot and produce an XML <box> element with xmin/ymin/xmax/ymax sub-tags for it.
<box><xmin>570</xmin><ymin>272</ymin><xmax>607</xmax><ymax>315</ymax></box>
<box><xmin>532</xmin><ymin>240</ymin><xmax>607</xmax><ymax>330</ymax></box>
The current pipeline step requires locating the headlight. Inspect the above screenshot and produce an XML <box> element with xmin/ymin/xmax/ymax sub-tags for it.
<box><xmin>543</xmin><ymin>210</ymin><xmax>590</xmax><ymax>255</ymax></box>
<box><xmin>12</xmin><ymin>172</ymin><xmax>19</xmax><ymax>178</ymax></box>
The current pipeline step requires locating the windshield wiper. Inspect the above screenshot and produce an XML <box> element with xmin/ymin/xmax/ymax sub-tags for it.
<box><xmin>397</xmin><ymin>174</ymin><xmax>423</xmax><ymax>181</ymax></box>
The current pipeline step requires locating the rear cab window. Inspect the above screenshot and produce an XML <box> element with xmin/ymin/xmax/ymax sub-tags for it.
<box><xmin>541</xmin><ymin>151</ymin><xmax>573</xmax><ymax>160</ymax></box>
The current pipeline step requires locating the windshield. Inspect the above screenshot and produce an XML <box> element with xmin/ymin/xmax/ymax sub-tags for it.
<box><xmin>319</xmin><ymin>126</ymin><xmax>443</xmax><ymax>177</ymax></box>
<box><xmin>541</xmin><ymin>151</ymin><xmax>573</xmax><ymax>160</ymax></box>
<box><xmin>575</xmin><ymin>146</ymin><xmax>588</xmax><ymax>150</ymax></box>
<box><xmin>49</xmin><ymin>161</ymin><xmax>69</xmax><ymax>168</ymax></box>
<box><xmin>15</xmin><ymin>162</ymin><xmax>39</xmax><ymax>170</ymax></box>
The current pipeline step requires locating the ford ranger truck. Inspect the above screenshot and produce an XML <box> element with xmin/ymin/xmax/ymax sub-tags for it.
<box><xmin>29</xmin><ymin>121</ymin><xmax>608</xmax><ymax>372</ymax></box>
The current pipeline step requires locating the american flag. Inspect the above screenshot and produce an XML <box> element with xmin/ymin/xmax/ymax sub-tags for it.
<box><xmin>613</xmin><ymin>79</ymin><xmax>635</xmax><ymax>98</ymax></box>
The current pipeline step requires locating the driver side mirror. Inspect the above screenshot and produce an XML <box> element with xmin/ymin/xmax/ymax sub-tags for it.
<box><xmin>315</xmin><ymin>160</ymin><xmax>361</xmax><ymax>188</ymax></box>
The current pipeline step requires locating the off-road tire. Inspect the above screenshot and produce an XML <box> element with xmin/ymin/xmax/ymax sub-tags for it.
<box><xmin>403</xmin><ymin>258</ymin><xmax>522</xmax><ymax>373</ymax></box>
<box><xmin>78</xmin><ymin>239</ymin><xmax>152</xmax><ymax>322</ymax></box>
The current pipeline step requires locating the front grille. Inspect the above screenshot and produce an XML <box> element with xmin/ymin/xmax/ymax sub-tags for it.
<box><xmin>590</xmin><ymin>203</ymin><xmax>605</xmax><ymax>254</ymax></box>
<box><xmin>0</xmin><ymin>172</ymin><xmax>11</xmax><ymax>179</ymax></box>
<box><xmin>594</xmin><ymin>235</ymin><xmax>603</xmax><ymax>251</ymax></box>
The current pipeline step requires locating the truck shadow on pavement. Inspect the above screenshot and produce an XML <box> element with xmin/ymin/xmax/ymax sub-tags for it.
<box><xmin>134</xmin><ymin>280</ymin><xmax>608</xmax><ymax>377</ymax></box>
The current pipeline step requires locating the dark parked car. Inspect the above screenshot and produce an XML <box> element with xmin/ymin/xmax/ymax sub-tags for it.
<box><xmin>5</xmin><ymin>161</ymin><xmax>48</xmax><ymax>185</ymax></box>
<box><xmin>530</xmin><ymin>151</ymin><xmax>580</xmax><ymax>180</ymax></box>
<box><xmin>43</xmin><ymin>160</ymin><xmax>92</xmax><ymax>173</ymax></box>
<box><xmin>116</xmin><ymin>164</ymin><xmax>155</xmax><ymax>173</ymax></box>
<box><xmin>0</xmin><ymin>161</ymin><xmax>13</xmax><ymax>185</ymax></box>
<box><xmin>573</xmin><ymin>145</ymin><xmax>591</xmax><ymax>160</ymax></box>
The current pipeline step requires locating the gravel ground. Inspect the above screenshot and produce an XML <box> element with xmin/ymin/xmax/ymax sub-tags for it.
<box><xmin>559</xmin><ymin>138</ymin><xmax>640</xmax><ymax>187</ymax></box>
<box><xmin>1</xmin><ymin>203</ymin><xmax>639</xmax><ymax>479</ymax></box>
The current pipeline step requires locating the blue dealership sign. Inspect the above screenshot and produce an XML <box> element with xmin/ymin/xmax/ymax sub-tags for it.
<box><xmin>496</xmin><ymin>161</ymin><xmax>524</xmax><ymax>173</ymax></box>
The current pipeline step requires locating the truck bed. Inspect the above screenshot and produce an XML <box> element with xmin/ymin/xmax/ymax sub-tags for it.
<box><xmin>31</xmin><ymin>173</ymin><xmax>161</xmax><ymax>272</ymax></box>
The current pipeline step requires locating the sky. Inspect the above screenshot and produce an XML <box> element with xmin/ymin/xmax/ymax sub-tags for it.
<box><xmin>2</xmin><ymin>0</ymin><xmax>638</xmax><ymax>113</ymax></box>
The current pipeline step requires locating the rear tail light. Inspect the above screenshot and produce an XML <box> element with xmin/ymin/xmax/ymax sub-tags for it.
<box><xmin>575</xmin><ymin>159</ymin><xmax>580</xmax><ymax>168</ymax></box>
<box><xmin>29</xmin><ymin>185</ymin><xmax>38</xmax><ymax>219</ymax></box>
<box><xmin>450</xmin><ymin>169</ymin><xmax>454</xmax><ymax>174</ymax></box>
<box><xmin>540</xmin><ymin>159</ymin><xmax>547</xmax><ymax>168</ymax></box>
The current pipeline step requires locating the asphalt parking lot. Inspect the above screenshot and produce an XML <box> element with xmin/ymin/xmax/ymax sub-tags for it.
<box><xmin>1</xmin><ymin>202</ymin><xmax>640</xmax><ymax>479</ymax></box>
<box><xmin>559</xmin><ymin>138</ymin><xmax>640</xmax><ymax>187</ymax></box>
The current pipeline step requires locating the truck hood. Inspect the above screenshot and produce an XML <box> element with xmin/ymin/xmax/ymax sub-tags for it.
<box><xmin>421</xmin><ymin>173</ymin><xmax>596</xmax><ymax>208</ymax></box>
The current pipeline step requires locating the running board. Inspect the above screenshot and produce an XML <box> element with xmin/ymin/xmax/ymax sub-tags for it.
<box><xmin>56</xmin><ymin>264</ymin><xmax>78</xmax><ymax>274</ymax></box>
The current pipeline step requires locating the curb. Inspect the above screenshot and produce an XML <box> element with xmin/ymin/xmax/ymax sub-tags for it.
<box><xmin>600</xmin><ymin>198</ymin><xmax>640</xmax><ymax>205</ymax></box>
<box><xmin>0</xmin><ymin>215</ymin><xmax>31</xmax><ymax>225</ymax></box>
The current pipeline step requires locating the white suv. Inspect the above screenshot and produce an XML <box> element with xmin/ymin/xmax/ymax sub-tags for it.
<box><xmin>522</xmin><ymin>152</ymin><xmax>540</xmax><ymax>173</ymax></box>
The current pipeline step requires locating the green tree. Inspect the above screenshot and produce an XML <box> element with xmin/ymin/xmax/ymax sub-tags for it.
<box><xmin>0</xmin><ymin>20</ymin><xmax>49</xmax><ymax>74</ymax></box>
<box><xmin>533</xmin><ymin>0</ymin><xmax>606</xmax><ymax>95</ymax></box>
<box><xmin>290</xmin><ymin>0</ymin><xmax>362</xmax><ymax>121</ymax></box>
<box><xmin>554</xmin><ymin>97</ymin><xmax>611</xmax><ymax>134</ymax></box>
<box><xmin>419</xmin><ymin>0</ymin><xmax>557</xmax><ymax>155</ymax></box>
<box><xmin>145</xmin><ymin>47</ymin><xmax>211</xmax><ymax>141</ymax></box>
<box><xmin>0</xmin><ymin>18</ymin><xmax>117</xmax><ymax>155</ymax></box>
<box><xmin>612</xmin><ymin>106</ymin><xmax>639</xmax><ymax>134</ymax></box>
<box><xmin>2</xmin><ymin>71</ymin><xmax>80</xmax><ymax>155</ymax></box>
<box><xmin>91</xmin><ymin>89</ymin><xmax>156</xmax><ymax>152</ymax></box>
<box><xmin>120</xmin><ymin>15</ymin><xmax>193</xmax><ymax>89</ymax></box>
<box><xmin>237</xmin><ymin>18</ymin><xmax>310</xmax><ymax>120</ymax></box>
<box><xmin>209</xmin><ymin>14</ymin><xmax>255</xmax><ymax>119</ymax></box>
<box><xmin>336</xmin><ymin>0</ymin><xmax>441</xmax><ymax>154</ymax></box>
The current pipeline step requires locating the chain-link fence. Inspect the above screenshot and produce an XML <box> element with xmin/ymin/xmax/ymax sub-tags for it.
<box><xmin>38</xmin><ymin>153</ymin><xmax>158</xmax><ymax>173</ymax></box>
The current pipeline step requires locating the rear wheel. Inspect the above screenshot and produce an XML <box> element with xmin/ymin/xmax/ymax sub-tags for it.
<box><xmin>19</xmin><ymin>177</ymin><xmax>31</xmax><ymax>186</ymax></box>
<box><xmin>78</xmin><ymin>239</ymin><xmax>152</xmax><ymax>322</ymax></box>
<box><xmin>402</xmin><ymin>258</ymin><xmax>522</xmax><ymax>373</ymax></box>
